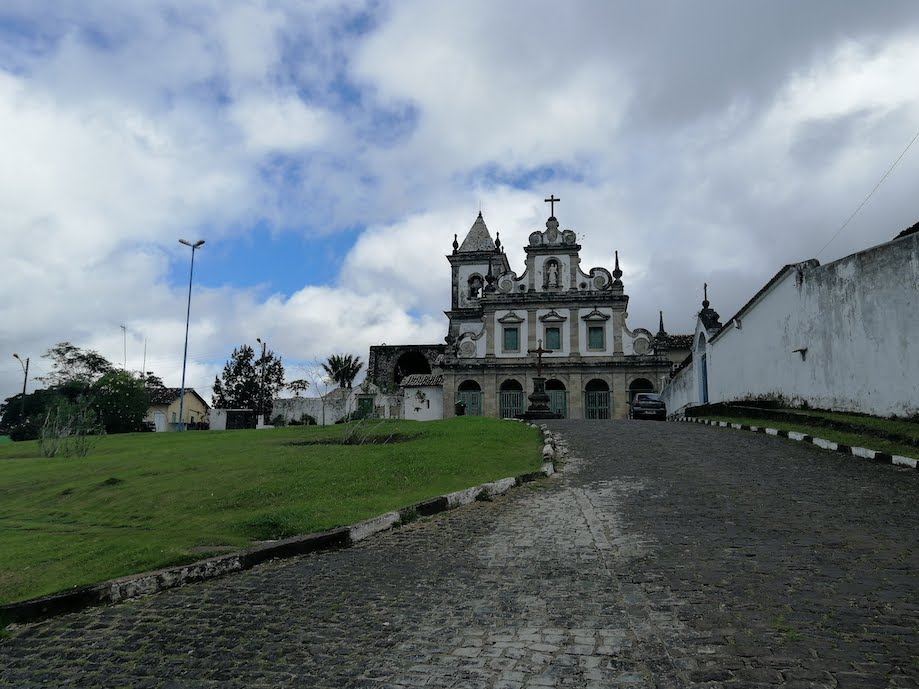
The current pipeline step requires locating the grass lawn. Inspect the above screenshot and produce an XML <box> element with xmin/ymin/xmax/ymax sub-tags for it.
<box><xmin>0</xmin><ymin>417</ymin><xmax>542</xmax><ymax>605</ymax></box>
<box><xmin>0</xmin><ymin>436</ymin><xmax>10</xmax><ymax>444</ymax></box>
<box><xmin>696</xmin><ymin>414</ymin><xmax>919</xmax><ymax>459</ymax></box>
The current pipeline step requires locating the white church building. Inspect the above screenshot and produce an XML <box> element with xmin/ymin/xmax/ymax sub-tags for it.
<box><xmin>366</xmin><ymin>198</ymin><xmax>689</xmax><ymax>420</ymax></box>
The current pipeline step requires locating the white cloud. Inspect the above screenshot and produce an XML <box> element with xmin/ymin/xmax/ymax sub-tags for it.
<box><xmin>352</xmin><ymin>0</ymin><xmax>630</xmax><ymax>175</ymax></box>
<box><xmin>229</xmin><ymin>95</ymin><xmax>332</xmax><ymax>153</ymax></box>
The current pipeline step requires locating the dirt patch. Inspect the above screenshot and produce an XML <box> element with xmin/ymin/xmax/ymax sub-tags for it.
<box><xmin>285</xmin><ymin>433</ymin><xmax>419</xmax><ymax>447</ymax></box>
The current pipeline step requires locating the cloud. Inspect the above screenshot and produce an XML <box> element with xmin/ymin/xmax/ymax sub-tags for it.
<box><xmin>230</xmin><ymin>95</ymin><xmax>332</xmax><ymax>153</ymax></box>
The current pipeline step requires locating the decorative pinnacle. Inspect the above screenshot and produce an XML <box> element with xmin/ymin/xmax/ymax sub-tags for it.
<box><xmin>495</xmin><ymin>231</ymin><xmax>502</xmax><ymax>252</ymax></box>
<box><xmin>659</xmin><ymin>310</ymin><xmax>665</xmax><ymax>334</ymax></box>
<box><xmin>452</xmin><ymin>233</ymin><xmax>459</xmax><ymax>253</ymax></box>
<box><xmin>702</xmin><ymin>282</ymin><xmax>710</xmax><ymax>309</ymax></box>
<box><xmin>612</xmin><ymin>250</ymin><xmax>623</xmax><ymax>280</ymax></box>
<box><xmin>484</xmin><ymin>257</ymin><xmax>496</xmax><ymax>292</ymax></box>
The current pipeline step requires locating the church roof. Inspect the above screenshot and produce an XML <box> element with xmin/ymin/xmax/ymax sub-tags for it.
<box><xmin>458</xmin><ymin>212</ymin><xmax>496</xmax><ymax>252</ymax></box>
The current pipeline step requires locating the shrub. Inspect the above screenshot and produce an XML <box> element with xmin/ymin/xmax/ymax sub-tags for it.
<box><xmin>38</xmin><ymin>396</ymin><xmax>104</xmax><ymax>458</ymax></box>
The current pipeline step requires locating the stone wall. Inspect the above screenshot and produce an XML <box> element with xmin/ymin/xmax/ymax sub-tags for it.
<box><xmin>274</xmin><ymin>388</ymin><xmax>353</xmax><ymax>426</ymax></box>
<box><xmin>367</xmin><ymin>345</ymin><xmax>445</xmax><ymax>389</ymax></box>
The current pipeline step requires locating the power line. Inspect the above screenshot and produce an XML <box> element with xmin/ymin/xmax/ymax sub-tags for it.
<box><xmin>816</xmin><ymin>124</ymin><xmax>919</xmax><ymax>259</ymax></box>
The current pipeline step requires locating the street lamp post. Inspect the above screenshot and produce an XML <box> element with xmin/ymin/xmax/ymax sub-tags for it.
<box><xmin>178</xmin><ymin>238</ymin><xmax>205</xmax><ymax>431</ymax></box>
<box><xmin>256</xmin><ymin>337</ymin><xmax>267</xmax><ymax>427</ymax></box>
<box><xmin>12</xmin><ymin>353</ymin><xmax>29</xmax><ymax>418</ymax></box>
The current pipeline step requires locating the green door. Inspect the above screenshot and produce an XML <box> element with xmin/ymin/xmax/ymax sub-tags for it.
<box><xmin>548</xmin><ymin>391</ymin><xmax>568</xmax><ymax>418</ymax></box>
<box><xmin>458</xmin><ymin>391</ymin><xmax>483</xmax><ymax>416</ymax></box>
<box><xmin>499</xmin><ymin>392</ymin><xmax>526</xmax><ymax>418</ymax></box>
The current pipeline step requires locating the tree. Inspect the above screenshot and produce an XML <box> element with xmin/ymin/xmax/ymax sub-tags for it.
<box><xmin>286</xmin><ymin>379</ymin><xmax>310</xmax><ymax>397</ymax></box>
<box><xmin>0</xmin><ymin>388</ymin><xmax>61</xmax><ymax>441</ymax></box>
<box><xmin>322</xmin><ymin>354</ymin><xmax>363</xmax><ymax>389</ymax></box>
<box><xmin>141</xmin><ymin>372</ymin><xmax>165</xmax><ymax>390</ymax></box>
<box><xmin>38</xmin><ymin>342</ymin><xmax>114</xmax><ymax>387</ymax></box>
<box><xmin>212</xmin><ymin>344</ymin><xmax>285</xmax><ymax>419</ymax></box>
<box><xmin>91</xmin><ymin>371</ymin><xmax>151</xmax><ymax>434</ymax></box>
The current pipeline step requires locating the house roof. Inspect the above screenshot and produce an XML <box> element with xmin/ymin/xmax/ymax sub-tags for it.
<box><xmin>147</xmin><ymin>387</ymin><xmax>210</xmax><ymax>408</ymax></box>
<box><xmin>400</xmin><ymin>374</ymin><xmax>444</xmax><ymax>387</ymax></box>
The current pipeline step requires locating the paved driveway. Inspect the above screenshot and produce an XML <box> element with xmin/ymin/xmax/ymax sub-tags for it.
<box><xmin>2</xmin><ymin>420</ymin><xmax>918</xmax><ymax>688</ymax></box>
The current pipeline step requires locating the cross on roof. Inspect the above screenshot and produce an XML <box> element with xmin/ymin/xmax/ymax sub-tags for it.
<box><xmin>544</xmin><ymin>194</ymin><xmax>560</xmax><ymax>217</ymax></box>
<box><xmin>527</xmin><ymin>339</ymin><xmax>553</xmax><ymax>377</ymax></box>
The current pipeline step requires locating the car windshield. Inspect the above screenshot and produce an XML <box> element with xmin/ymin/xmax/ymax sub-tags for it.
<box><xmin>637</xmin><ymin>393</ymin><xmax>662</xmax><ymax>401</ymax></box>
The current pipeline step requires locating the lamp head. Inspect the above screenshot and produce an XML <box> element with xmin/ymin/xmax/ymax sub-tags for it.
<box><xmin>13</xmin><ymin>353</ymin><xmax>20</xmax><ymax>360</ymax></box>
<box><xmin>179</xmin><ymin>238</ymin><xmax>192</xmax><ymax>247</ymax></box>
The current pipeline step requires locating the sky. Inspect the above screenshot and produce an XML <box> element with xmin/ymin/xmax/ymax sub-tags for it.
<box><xmin>2</xmin><ymin>0</ymin><xmax>919</xmax><ymax>405</ymax></box>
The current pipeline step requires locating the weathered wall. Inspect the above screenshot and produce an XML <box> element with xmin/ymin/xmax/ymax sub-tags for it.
<box><xmin>367</xmin><ymin>345</ymin><xmax>445</xmax><ymax>389</ymax></box>
<box><xmin>661</xmin><ymin>360</ymin><xmax>695</xmax><ymax>416</ymax></box>
<box><xmin>663</xmin><ymin>231</ymin><xmax>919</xmax><ymax>417</ymax></box>
<box><xmin>403</xmin><ymin>385</ymin><xmax>444</xmax><ymax>421</ymax></box>
<box><xmin>274</xmin><ymin>389</ymin><xmax>353</xmax><ymax>425</ymax></box>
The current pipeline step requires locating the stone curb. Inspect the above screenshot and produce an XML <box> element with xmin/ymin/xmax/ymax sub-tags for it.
<box><xmin>679</xmin><ymin>416</ymin><xmax>919</xmax><ymax>470</ymax></box>
<box><xmin>1</xmin><ymin>424</ymin><xmax>562</xmax><ymax>627</ymax></box>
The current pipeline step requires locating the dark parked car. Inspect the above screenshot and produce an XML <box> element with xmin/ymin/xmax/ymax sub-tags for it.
<box><xmin>630</xmin><ymin>392</ymin><xmax>666</xmax><ymax>420</ymax></box>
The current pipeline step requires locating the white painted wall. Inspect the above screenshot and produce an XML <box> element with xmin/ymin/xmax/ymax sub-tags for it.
<box><xmin>662</xmin><ymin>232</ymin><xmax>919</xmax><ymax>417</ymax></box>
<box><xmin>403</xmin><ymin>385</ymin><xmax>444</xmax><ymax>421</ymax></box>
<box><xmin>662</xmin><ymin>361</ymin><xmax>695</xmax><ymax>415</ymax></box>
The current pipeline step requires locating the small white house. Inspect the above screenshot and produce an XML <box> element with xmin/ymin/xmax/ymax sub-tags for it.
<box><xmin>401</xmin><ymin>374</ymin><xmax>445</xmax><ymax>421</ymax></box>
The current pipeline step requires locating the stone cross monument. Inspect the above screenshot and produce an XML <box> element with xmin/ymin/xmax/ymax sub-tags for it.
<box><xmin>518</xmin><ymin>339</ymin><xmax>561</xmax><ymax>420</ymax></box>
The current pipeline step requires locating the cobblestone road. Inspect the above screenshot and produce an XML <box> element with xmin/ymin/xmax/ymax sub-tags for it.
<box><xmin>2</xmin><ymin>420</ymin><xmax>918</xmax><ymax>688</ymax></box>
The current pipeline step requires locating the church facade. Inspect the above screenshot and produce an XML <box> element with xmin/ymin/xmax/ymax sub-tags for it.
<box><xmin>368</xmin><ymin>200</ymin><xmax>687</xmax><ymax>420</ymax></box>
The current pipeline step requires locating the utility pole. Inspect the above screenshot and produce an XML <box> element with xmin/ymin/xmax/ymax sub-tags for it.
<box><xmin>256</xmin><ymin>337</ymin><xmax>267</xmax><ymax>426</ymax></box>
<box><xmin>121</xmin><ymin>324</ymin><xmax>127</xmax><ymax>370</ymax></box>
<box><xmin>178</xmin><ymin>238</ymin><xmax>205</xmax><ymax>431</ymax></box>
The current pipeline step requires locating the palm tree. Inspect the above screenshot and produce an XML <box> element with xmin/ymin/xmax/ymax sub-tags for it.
<box><xmin>322</xmin><ymin>354</ymin><xmax>364</xmax><ymax>389</ymax></box>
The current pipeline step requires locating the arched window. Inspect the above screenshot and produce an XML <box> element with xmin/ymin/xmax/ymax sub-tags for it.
<box><xmin>467</xmin><ymin>274</ymin><xmax>484</xmax><ymax>298</ymax></box>
<box><xmin>393</xmin><ymin>351</ymin><xmax>431</xmax><ymax>385</ymax></box>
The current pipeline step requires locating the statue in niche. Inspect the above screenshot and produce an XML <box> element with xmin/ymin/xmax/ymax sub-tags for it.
<box><xmin>544</xmin><ymin>260</ymin><xmax>560</xmax><ymax>289</ymax></box>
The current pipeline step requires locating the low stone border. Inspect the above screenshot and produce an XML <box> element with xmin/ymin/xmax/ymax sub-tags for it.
<box><xmin>1</xmin><ymin>425</ymin><xmax>562</xmax><ymax>627</ymax></box>
<box><xmin>680</xmin><ymin>416</ymin><xmax>919</xmax><ymax>470</ymax></box>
